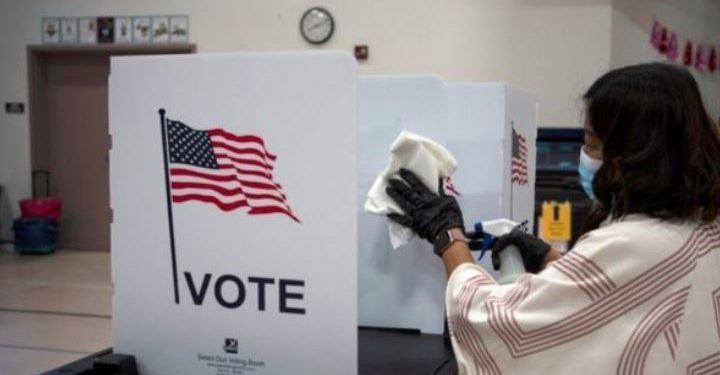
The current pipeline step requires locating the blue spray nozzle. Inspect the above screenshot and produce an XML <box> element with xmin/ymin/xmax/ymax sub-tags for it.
<box><xmin>470</xmin><ymin>222</ymin><xmax>497</xmax><ymax>261</ymax></box>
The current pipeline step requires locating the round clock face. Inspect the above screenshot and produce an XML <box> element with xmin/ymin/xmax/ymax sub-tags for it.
<box><xmin>300</xmin><ymin>7</ymin><xmax>334</xmax><ymax>44</ymax></box>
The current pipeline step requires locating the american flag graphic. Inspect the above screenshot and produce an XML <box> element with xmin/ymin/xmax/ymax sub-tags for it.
<box><xmin>444</xmin><ymin>177</ymin><xmax>461</xmax><ymax>196</ymax></box>
<box><xmin>511</xmin><ymin>128</ymin><xmax>529</xmax><ymax>186</ymax></box>
<box><xmin>163</xmin><ymin>117</ymin><xmax>300</xmax><ymax>222</ymax></box>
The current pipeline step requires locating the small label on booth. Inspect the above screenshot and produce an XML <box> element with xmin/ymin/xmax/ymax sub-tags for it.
<box><xmin>540</xmin><ymin>201</ymin><xmax>571</xmax><ymax>241</ymax></box>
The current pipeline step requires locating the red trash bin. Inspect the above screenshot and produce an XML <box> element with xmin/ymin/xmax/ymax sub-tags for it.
<box><xmin>19</xmin><ymin>198</ymin><xmax>62</xmax><ymax>221</ymax></box>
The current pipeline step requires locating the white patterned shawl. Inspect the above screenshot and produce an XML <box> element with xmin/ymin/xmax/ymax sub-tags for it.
<box><xmin>446</xmin><ymin>215</ymin><xmax>720</xmax><ymax>375</ymax></box>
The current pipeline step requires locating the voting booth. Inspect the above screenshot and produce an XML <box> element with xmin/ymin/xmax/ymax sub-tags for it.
<box><xmin>109</xmin><ymin>52</ymin><xmax>537</xmax><ymax>373</ymax></box>
<box><xmin>358</xmin><ymin>78</ymin><xmax>537</xmax><ymax>334</ymax></box>
<box><xmin>109</xmin><ymin>52</ymin><xmax>358</xmax><ymax>375</ymax></box>
<box><xmin>357</xmin><ymin>75</ymin><xmax>450</xmax><ymax>334</ymax></box>
<box><xmin>446</xmin><ymin>82</ymin><xmax>537</xmax><ymax>232</ymax></box>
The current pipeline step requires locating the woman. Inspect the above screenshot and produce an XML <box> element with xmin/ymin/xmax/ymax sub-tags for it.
<box><xmin>385</xmin><ymin>63</ymin><xmax>720</xmax><ymax>374</ymax></box>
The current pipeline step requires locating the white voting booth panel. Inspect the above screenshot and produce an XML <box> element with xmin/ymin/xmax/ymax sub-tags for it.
<box><xmin>109</xmin><ymin>52</ymin><xmax>357</xmax><ymax>375</ymax></box>
<box><xmin>358</xmin><ymin>75</ymin><xmax>449</xmax><ymax>335</ymax></box>
<box><xmin>447</xmin><ymin>82</ymin><xmax>538</xmax><ymax>241</ymax></box>
<box><xmin>358</xmin><ymin>78</ymin><xmax>537</xmax><ymax>334</ymax></box>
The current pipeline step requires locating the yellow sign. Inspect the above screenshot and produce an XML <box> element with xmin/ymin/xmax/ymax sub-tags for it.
<box><xmin>539</xmin><ymin>201</ymin><xmax>572</xmax><ymax>241</ymax></box>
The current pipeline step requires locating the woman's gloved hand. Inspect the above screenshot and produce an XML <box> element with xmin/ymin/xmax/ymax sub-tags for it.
<box><xmin>385</xmin><ymin>168</ymin><xmax>465</xmax><ymax>245</ymax></box>
<box><xmin>491</xmin><ymin>228</ymin><xmax>551</xmax><ymax>274</ymax></box>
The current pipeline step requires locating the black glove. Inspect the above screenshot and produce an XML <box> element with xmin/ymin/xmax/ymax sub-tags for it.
<box><xmin>490</xmin><ymin>228</ymin><xmax>550</xmax><ymax>274</ymax></box>
<box><xmin>385</xmin><ymin>168</ymin><xmax>464</xmax><ymax>244</ymax></box>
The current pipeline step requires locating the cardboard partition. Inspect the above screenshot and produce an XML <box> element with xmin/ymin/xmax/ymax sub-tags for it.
<box><xmin>357</xmin><ymin>75</ymin><xmax>449</xmax><ymax>334</ymax></box>
<box><xmin>110</xmin><ymin>52</ymin><xmax>358</xmax><ymax>375</ymax></box>
<box><xmin>358</xmin><ymin>79</ymin><xmax>537</xmax><ymax>334</ymax></box>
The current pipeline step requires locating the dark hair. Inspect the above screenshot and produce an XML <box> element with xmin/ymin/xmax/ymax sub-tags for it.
<box><xmin>582</xmin><ymin>63</ymin><xmax>720</xmax><ymax>232</ymax></box>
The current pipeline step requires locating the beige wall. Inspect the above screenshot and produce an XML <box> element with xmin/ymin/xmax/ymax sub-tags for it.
<box><xmin>13</xmin><ymin>0</ymin><xmax>720</xmax><ymax>240</ymax></box>
<box><xmin>611</xmin><ymin>0</ymin><xmax>720</xmax><ymax>118</ymax></box>
<box><xmin>0</xmin><ymin>0</ymin><xmax>615</xmax><ymax>238</ymax></box>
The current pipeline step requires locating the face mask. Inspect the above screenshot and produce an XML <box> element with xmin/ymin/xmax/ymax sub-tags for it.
<box><xmin>578</xmin><ymin>147</ymin><xmax>603</xmax><ymax>201</ymax></box>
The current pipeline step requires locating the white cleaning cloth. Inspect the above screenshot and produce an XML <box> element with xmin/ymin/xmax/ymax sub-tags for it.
<box><xmin>364</xmin><ymin>131</ymin><xmax>458</xmax><ymax>249</ymax></box>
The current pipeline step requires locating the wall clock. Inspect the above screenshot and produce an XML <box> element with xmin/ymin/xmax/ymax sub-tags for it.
<box><xmin>300</xmin><ymin>7</ymin><xmax>335</xmax><ymax>45</ymax></box>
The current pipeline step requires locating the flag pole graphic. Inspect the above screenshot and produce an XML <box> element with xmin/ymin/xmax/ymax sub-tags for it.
<box><xmin>510</xmin><ymin>122</ymin><xmax>514</xmax><ymax>221</ymax></box>
<box><xmin>159</xmin><ymin>108</ymin><xmax>180</xmax><ymax>304</ymax></box>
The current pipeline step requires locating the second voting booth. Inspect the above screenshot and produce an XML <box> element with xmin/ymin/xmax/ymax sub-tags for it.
<box><xmin>110</xmin><ymin>52</ymin><xmax>537</xmax><ymax>374</ymax></box>
<box><xmin>358</xmin><ymin>77</ymin><xmax>537</xmax><ymax>334</ymax></box>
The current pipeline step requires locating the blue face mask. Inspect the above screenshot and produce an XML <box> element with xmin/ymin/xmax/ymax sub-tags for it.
<box><xmin>578</xmin><ymin>147</ymin><xmax>603</xmax><ymax>201</ymax></box>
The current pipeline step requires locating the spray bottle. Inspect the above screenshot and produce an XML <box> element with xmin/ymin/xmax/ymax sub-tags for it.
<box><xmin>475</xmin><ymin>218</ymin><xmax>526</xmax><ymax>284</ymax></box>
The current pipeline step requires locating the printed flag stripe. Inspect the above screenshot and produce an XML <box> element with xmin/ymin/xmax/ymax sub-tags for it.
<box><xmin>216</xmin><ymin>162</ymin><xmax>272</xmax><ymax>179</ymax></box>
<box><xmin>170</xmin><ymin>182</ymin><xmax>288</xmax><ymax>204</ymax></box>
<box><xmin>214</xmin><ymin>153</ymin><xmax>273</xmax><ymax>174</ymax></box>
<box><xmin>171</xmin><ymin>167</ymin><xmax>287</xmax><ymax>201</ymax></box>
<box><xmin>174</xmin><ymin>181</ymin><xmax>287</xmax><ymax>203</ymax></box>
<box><xmin>208</xmin><ymin>128</ymin><xmax>277</xmax><ymax>161</ymax></box>
<box><xmin>211</xmin><ymin>141</ymin><xmax>276</xmax><ymax>167</ymax></box>
<box><xmin>444</xmin><ymin>177</ymin><xmax>462</xmax><ymax>196</ymax></box>
<box><xmin>249</xmin><ymin>206</ymin><xmax>300</xmax><ymax>222</ymax></box>
<box><xmin>215</xmin><ymin>153</ymin><xmax>274</xmax><ymax>172</ymax></box>
<box><xmin>446</xmin><ymin>184</ymin><xmax>461</xmax><ymax>196</ymax></box>
<box><xmin>171</xmin><ymin>168</ymin><xmax>235</xmax><ymax>182</ymax></box>
<box><xmin>174</xmin><ymin>188</ymin><xmax>289</xmax><ymax>212</ymax></box>
<box><xmin>171</xmin><ymin>167</ymin><xmax>283</xmax><ymax>192</ymax></box>
<box><xmin>231</xmin><ymin>178</ymin><xmax>281</xmax><ymax>191</ymax></box>
<box><xmin>172</xmin><ymin>184</ymin><xmax>287</xmax><ymax>207</ymax></box>
<box><xmin>172</xmin><ymin>194</ymin><xmax>249</xmax><ymax>211</ymax></box>
<box><xmin>211</xmin><ymin>140</ymin><xmax>275</xmax><ymax>163</ymax></box>
<box><xmin>215</xmin><ymin>164</ymin><xmax>278</xmax><ymax>186</ymax></box>
<box><xmin>172</xmin><ymin>194</ymin><xmax>299</xmax><ymax>223</ymax></box>
<box><xmin>212</xmin><ymin>146</ymin><xmax>275</xmax><ymax>170</ymax></box>
<box><xmin>208</xmin><ymin>133</ymin><xmax>277</xmax><ymax>162</ymax></box>
<box><xmin>511</xmin><ymin>128</ymin><xmax>529</xmax><ymax>186</ymax></box>
<box><xmin>172</xmin><ymin>181</ymin><xmax>244</xmax><ymax>196</ymax></box>
<box><xmin>185</xmin><ymin>165</ymin><xmax>280</xmax><ymax>188</ymax></box>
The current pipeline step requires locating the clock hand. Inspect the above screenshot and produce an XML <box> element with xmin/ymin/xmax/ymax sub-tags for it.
<box><xmin>308</xmin><ymin>19</ymin><xmax>329</xmax><ymax>32</ymax></box>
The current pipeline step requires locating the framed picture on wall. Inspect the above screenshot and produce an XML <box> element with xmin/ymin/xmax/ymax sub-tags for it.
<box><xmin>132</xmin><ymin>17</ymin><xmax>151</xmax><ymax>43</ymax></box>
<box><xmin>97</xmin><ymin>17</ymin><xmax>114</xmax><ymax>43</ymax></box>
<box><xmin>79</xmin><ymin>17</ymin><xmax>97</xmax><ymax>43</ymax></box>
<box><xmin>41</xmin><ymin>18</ymin><xmax>60</xmax><ymax>43</ymax></box>
<box><xmin>151</xmin><ymin>16</ymin><xmax>170</xmax><ymax>43</ymax></box>
<box><xmin>169</xmin><ymin>15</ymin><xmax>189</xmax><ymax>43</ymax></box>
<box><xmin>60</xmin><ymin>18</ymin><xmax>78</xmax><ymax>43</ymax></box>
<box><xmin>114</xmin><ymin>17</ymin><xmax>132</xmax><ymax>43</ymax></box>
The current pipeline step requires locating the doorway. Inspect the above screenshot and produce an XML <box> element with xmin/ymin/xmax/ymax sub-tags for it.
<box><xmin>28</xmin><ymin>44</ymin><xmax>196</xmax><ymax>251</ymax></box>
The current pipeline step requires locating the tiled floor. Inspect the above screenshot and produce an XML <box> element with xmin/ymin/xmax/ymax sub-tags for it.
<box><xmin>0</xmin><ymin>247</ymin><xmax>111</xmax><ymax>375</ymax></box>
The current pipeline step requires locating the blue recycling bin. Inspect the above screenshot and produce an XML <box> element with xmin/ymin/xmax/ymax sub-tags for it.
<box><xmin>13</xmin><ymin>218</ymin><xmax>58</xmax><ymax>254</ymax></box>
